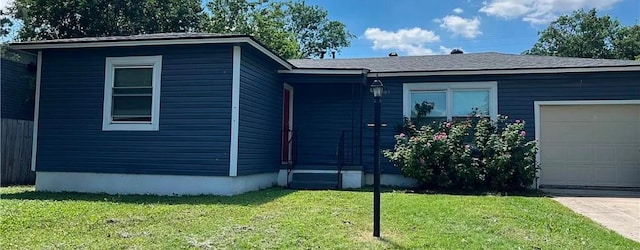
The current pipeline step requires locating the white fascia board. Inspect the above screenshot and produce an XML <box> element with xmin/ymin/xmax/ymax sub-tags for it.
<box><xmin>368</xmin><ymin>66</ymin><xmax>640</xmax><ymax>77</ymax></box>
<box><xmin>10</xmin><ymin>37</ymin><xmax>292</xmax><ymax>70</ymax></box>
<box><xmin>229</xmin><ymin>46</ymin><xmax>241</xmax><ymax>177</ymax></box>
<box><xmin>278</xmin><ymin>69</ymin><xmax>369</xmax><ymax>75</ymax></box>
<box><xmin>30</xmin><ymin>51</ymin><xmax>42</xmax><ymax>171</ymax></box>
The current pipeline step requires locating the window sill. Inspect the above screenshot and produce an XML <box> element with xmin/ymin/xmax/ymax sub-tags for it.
<box><xmin>102</xmin><ymin>123</ymin><xmax>159</xmax><ymax>131</ymax></box>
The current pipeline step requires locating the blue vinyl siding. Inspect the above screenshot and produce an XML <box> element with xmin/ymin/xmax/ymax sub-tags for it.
<box><xmin>36</xmin><ymin>45</ymin><xmax>233</xmax><ymax>176</ymax></box>
<box><xmin>236</xmin><ymin>47</ymin><xmax>283</xmax><ymax>175</ymax></box>
<box><xmin>1</xmin><ymin>58</ymin><xmax>36</xmax><ymax>120</ymax></box>
<box><xmin>286</xmin><ymin>75</ymin><xmax>365</xmax><ymax>165</ymax></box>
<box><xmin>362</xmin><ymin>71</ymin><xmax>640</xmax><ymax>174</ymax></box>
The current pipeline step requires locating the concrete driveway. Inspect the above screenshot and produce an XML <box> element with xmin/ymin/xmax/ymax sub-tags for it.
<box><xmin>543</xmin><ymin>189</ymin><xmax>640</xmax><ymax>242</ymax></box>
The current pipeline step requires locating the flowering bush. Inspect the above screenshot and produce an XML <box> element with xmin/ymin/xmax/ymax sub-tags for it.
<box><xmin>384</xmin><ymin>116</ymin><xmax>538</xmax><ymax>191</ymax></box>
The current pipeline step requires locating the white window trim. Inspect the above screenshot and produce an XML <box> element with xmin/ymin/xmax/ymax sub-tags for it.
<box><xmin>402</xmin><ymin>82</ymin><xmax>498</xmax><ymax>120</ymax></box>
<box><xmin>102</xmin><ymin>55</ymin><xmax>162</xmax><ymax>131</ymax></box>
<box><xmin>229</xmin><ymin>46</ymin><xmax>241</xmax><ymax>177</ymax></box>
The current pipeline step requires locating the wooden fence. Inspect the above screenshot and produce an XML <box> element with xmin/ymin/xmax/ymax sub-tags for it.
<box><xmin>1</xmin><ymin>118</ymin><xmax>35</xmax><ymax>186</ymax></box>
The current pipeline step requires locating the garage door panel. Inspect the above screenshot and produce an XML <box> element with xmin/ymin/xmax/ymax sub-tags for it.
<box><xmin>592</xmin><ymin>167</ymin><xmax>619</xmax><ymax>186</ymax></box>
<box><xmin>615</xmin><ymin>146</ymin><xmax>640</xmax><ymax>163</ymax></box>
<box><xmin>567</xmin><ymin>145</ymin><xmax>594</xmax><ymax>162</ymax></box>
<box><xmin>539</xmin><ymin>104</ymin><xmax>640</xmax><ymax>188</ymax></box>
<box><xmin>540</xmin><ymin>144</ymin><xmax>567</xmax><ymax>163</ymax></box>
<box><xmin>618</xmin><ymin>167</ymin><xmax>640</xmax><ymax>186</ymax></box>
<box><xmin>591</xmin><ymin>122</ymin><xmax>639</xmax><ymax>143</ymax></box>
<box><xmin>541</xmin><ymin>121</ymin><xmax>593</xmax><ymax>143</ymax></box>
<box><xmin>541</xmin><ymin>105</ymin><xmax>639</xmax><ymax>122</ymax></box>
<box><xmin>593</xmin><ymin>146</ymin><xmax>616</xmax><ymax>162</ymax></box>
<box><xmin>542</xmin><ymin>164</ymin><xmax>593</xmax><ymax>185</ymax></box>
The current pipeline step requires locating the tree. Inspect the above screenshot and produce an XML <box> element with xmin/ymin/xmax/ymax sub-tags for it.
<box><xmin>206</xmin><ymin>0</ymin><xmax>302</xmax><ymax>59</ymax></box>
<box><xmin>1</xmin><ymin>17</ymin><xmax>11</xmax><ymax>39</ymax></box>
<box><xmin>613</xmin><ymin>25</ymin><xmax>640</xmax><ymax>60</ymax></box>
<box><xmin>0</xmin><ymin>9</ymin><xmax>12</xmax><ymax>39</ymax></box>
<box><xmin>9</xmin><ymin>0</ymin><xmax>206</xmax><ymax>41</ymax></box>
<box><xmin>206</xmin><ymin>0</ymin><xmax>354</xmax><ymax>59</ymax></box>
<box><xmin>524</xmin><ymin>8</ymin><xmax>640</xmax><ymax>60</ymax></box>
<box><xmin>284</xmin><ymin>1</ymin><xmax>354</xmax><ymax>58</ymax></box>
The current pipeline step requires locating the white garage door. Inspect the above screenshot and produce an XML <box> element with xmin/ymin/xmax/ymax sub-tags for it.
<box><xmin>539</xmin><ymin>104</ymin><xmax>640</xmax><ymax>188</ymax></box>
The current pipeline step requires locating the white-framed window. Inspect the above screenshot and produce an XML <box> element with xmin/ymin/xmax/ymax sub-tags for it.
<box><xmin>403</xmin><ymin>82</ymin><xmax>498</xmax><ymax>121</ymax></box>
<box><xmin>102</xmin><ymin>56</ymin><xmax>162</xmax><ymax>131</ymax></box>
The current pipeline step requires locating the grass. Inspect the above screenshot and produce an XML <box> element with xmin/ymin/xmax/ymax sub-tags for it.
<box><xmin>1</xmin><ymin>186</ymin><xmax>638</xmax><ymax>249</ymax></box>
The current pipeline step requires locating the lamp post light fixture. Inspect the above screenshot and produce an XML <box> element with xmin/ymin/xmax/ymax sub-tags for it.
<box><xmin>370</xmin><ymin>79</ymin><xmax>383</xmax><ymax>237</ymax></box>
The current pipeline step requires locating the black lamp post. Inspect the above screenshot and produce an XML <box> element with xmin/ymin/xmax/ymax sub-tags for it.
<box><xmin>370</xmin><ymin>79</ymin><xmax>384</xmax><ymax>237</ymax></box>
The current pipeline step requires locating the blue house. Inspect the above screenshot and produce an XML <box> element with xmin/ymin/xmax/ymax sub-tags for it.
<box><xmin>11</xmin><ymin>33</ymin><xmax>640</xmax><ymax>195</ymax></box>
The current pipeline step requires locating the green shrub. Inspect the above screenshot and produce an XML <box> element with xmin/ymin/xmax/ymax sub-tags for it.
<box><xmin>384</xmin><ymin>116</ymin><xmax>538</xmax><ymax>191</ymax></box>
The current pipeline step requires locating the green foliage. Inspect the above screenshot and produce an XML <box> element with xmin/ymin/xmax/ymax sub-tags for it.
<box><xmin>284</xmin><ymin>1</ymin><xmax>355</xmax><ymax>58</ymax></box>
<box><xmin>0</xmin><ymin>12</ymin><xmax>11</xmax><ymax>39</ymax></box>
<box><xmin>206</xmin><ymin>0</ymin><xmax>354</xmax><ymax>59</ymax></box>
<box><xmin>385</xmin><ymin>116</ymin><xmax>538</xmax><ymax>191</ymax></box>
<box><xmin>613</xmin><ymin>25</ymin><xmax>640</xmax><ymax>60</ymax></box>
<box><xmin>2</xmin><ymin>186</ymin><xmax>639</xmax><ymax>249</ymax></box>
<box><xmin>6</xmin><ymin>0</ymin><xmax>354</xmax><ymax>60</ymax></box>
<box><xmin>206</xmin><ymin>0</ymin><xmax>302</xmax><ymax>59</ymax></box>
<box><xmin>9</xmin><ymin>0</ymin><xmax>206</xmax><ymax>41</ymax></box>
<box><xmin>524</xmin><ymin>8</ymin><xmax>640</xmax><ymax>60</ymax></box>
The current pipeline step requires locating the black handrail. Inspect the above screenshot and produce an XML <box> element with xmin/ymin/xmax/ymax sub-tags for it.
<box><xmin>282</xmin><ymin>129</ymin><xmax>297</xmax><ymax>187</ymax></box>
<box><xmin>336</xmin><ymin>130</ymin><xmax>353</xmax><ymax>189</ymax></box>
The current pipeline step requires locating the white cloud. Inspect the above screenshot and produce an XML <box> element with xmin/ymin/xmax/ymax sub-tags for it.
<box><xmin>0</xmin><ymin>0</ymin><xmax>13</xmax><ymax>11</ymax></box>
<box><xmin>480</xmin><ymin>0</ymin><xmax>622</xmax><ymax>24</ymax></box>
<box><xmin>364</xmin><ymin>27</ymin><xmax>440</xmax><ymax>56</ymax></box>
<box><xmin>453</xmin><ymin>8</ymin><xmax>464</xmax><ymax>14</ymax></box>
<box><xmin>437</xmin><ymin>15</ymin><xmax>482</xmax><ymax>39</ymax></box>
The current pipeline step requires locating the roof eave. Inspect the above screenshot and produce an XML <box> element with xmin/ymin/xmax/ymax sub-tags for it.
<box><xmin>10</xmin><ymin>36</ymin><xmax>293</xmax><ymax>70</ymax></box>
<box><xmin>367</xmin><ymin>65</ymin><xmax>640</xmax><ymax>77</ymax></box>
<box><xmin>278</xmin><ymin>68</ymin><xmax>369</xmax><ymax>75</ymax></box>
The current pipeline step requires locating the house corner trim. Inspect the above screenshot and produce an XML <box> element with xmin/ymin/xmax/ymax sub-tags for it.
<box><xmin>31</xmin><ymin>51</ymin><xmax>42</xmax><ymax>171</ymax></box>
<box><xmin>229</xmin><ymin>46</ymin><xmax>241</xmax><ymax>176</ymax></box>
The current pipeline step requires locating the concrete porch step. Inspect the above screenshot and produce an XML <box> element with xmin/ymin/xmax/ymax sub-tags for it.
<box><xmin>281</xmin><ymin>164</ymin><xmax>363</xmax><ymax>171</ymax></box>
<box><xmin>288</xmin><ymin>172</ymin><xmax>341</xmax><ymax>190</ymax></box>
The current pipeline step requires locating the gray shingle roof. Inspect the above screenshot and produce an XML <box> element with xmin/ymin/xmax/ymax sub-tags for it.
<box><xmin>288</xmin><ymin>52</ymin><xmax>640</xmax><ymax>73</ymax></box>
<box><xmin>11</xmin><ymin>33</ymin><xmax>246</xmax><ymax>45</ymax></box>
<box><xmin>11</xmin><ymin>33</ymin><xmax>640</xmax><ymax>73</ymax></box>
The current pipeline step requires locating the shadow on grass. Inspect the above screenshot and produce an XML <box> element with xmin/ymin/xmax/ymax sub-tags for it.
<box><xmin>0</xmin><ymin>187</ymin><xmax>297</xmax><ymax>206</ymax></box>
<box><xmin>378</xmin><ymin>236</ymin><xmax>409</xmax><ymax>250</ymax></box>
<box><xmin>349</xmin><ymin>185</ymin><xmax>549</xmax><ymax>197</ymax></box>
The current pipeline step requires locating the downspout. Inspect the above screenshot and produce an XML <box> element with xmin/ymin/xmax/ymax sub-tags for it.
<box><xmin>359</xmin><ymin>70</ymin><xmax>370</xmax><ymax>166</ymax></box>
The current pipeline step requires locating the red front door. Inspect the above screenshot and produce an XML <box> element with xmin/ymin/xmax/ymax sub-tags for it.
<box><xmin>281</xmin><ymin>86</ymin><xmax>293</xmax><ymax>162</ymax></box>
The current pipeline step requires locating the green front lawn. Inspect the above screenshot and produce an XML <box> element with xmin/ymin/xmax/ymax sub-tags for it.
<box><xmin>1</xmin><ymin>186</ymin><xmax>637</xmax><ymax>249</ymax></box>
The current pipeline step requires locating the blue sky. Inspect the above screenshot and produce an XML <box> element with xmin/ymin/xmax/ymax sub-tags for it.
<box><xmin>1</xmin><ymin>0</ymin><xmax>638</xmax><ymax>57</ymax></box>
<box><xmin>303</xmin><ymin>0</ymin><xmax>640</xmax><ymax>58</ymax></box>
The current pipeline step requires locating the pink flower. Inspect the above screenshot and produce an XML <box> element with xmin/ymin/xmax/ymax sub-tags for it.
<box><xmin>419</xmin><ymin>158</ymin><xmax>425</xmax><ymax>165</ymax></box>
<box><xmin>464</xmin><ymin>144</ymin><xmax>470</xmax><ymax>149</ymax></box>
<box><xmin>515</xmin><ymin>119</ymin><xmax>521</xmax><ymax>123</ymax></box>
<box><xmin>399</xmin><ymin>133</ymin><xmax>405</xmax><ymax>138</ymax></box>
<box><xmin>520</xmin><ymin>131</ymin><xmax>526</xmax><ymax>136</ymax></box>
<box><xmin>433</xmin><ymin>132</ymin><xmax>448</xmax><ymax>141</ymax></box>
<box><xmin>446</xmin><ymin>122</ymin><xmax>451</xmax><ymax>128</ymax></box>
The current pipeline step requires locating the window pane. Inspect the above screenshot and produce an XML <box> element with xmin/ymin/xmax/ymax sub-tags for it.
<box><xmin>113</xmin><ymin>88</ymin><xmax>152</xmax><ymax>96</ymax></box>
<box><xmin>112</xmin><ymin>96</ymin><xmax>152</xmax><ymax>121</ymax></box>
<box><xmin>410</xmin><ymin>92</ymin><xmax>446</xmax><ymax>117</ymax></box>
<box><xmin>453</xmin><ymin>90</ymin><xmax>489</xmax><ymax>117</ymax></box>
<box><xmin>114</xmin><ymin>68</ymin><xmax>153</xmax><ymax>87</ymax></box>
